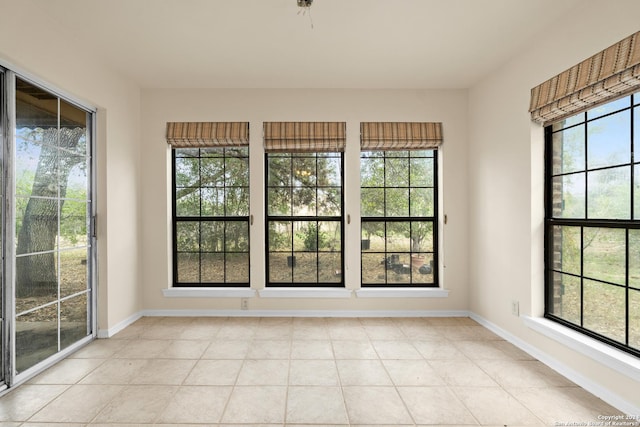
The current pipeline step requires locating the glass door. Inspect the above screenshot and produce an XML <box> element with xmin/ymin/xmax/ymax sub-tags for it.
<box><xmin>13</xmin><ymin>76</ymin><xmax>94</xmax><ymax>378</ymax></box>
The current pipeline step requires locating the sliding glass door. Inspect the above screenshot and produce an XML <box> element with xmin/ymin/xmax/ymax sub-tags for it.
<box><xmin>7</xmin><ymin>74</ymin><xmax>95</xmax><ymax>381</ymax></box>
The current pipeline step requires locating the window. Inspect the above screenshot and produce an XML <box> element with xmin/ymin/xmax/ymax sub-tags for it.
<box><xmin>169</xmin><ymin>122</ymin><xmax>250</xmax><ymax>287</ymax></box>
<box><xmin>264</xmin><ymin>122</ymin><xmax>345</xmax><ymax>287</ymax></box>
<box><xmin>360</xmin><ymin>122</ymin><xmax>441</xmax><ymax>287</ymax></box>
<box><xmin>545</xmin><ymin>92</ymin><xmax>640</xmax><ymax>355</ymax></box>
<box><xmin>361</xmin><ymin>150</ymin><xmax>438</xmax><ymax>286</ymax></box>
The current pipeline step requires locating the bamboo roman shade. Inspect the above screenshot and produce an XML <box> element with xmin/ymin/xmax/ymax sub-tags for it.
<box><xmin>360</xmin><ymin>122</ymin><xmax>443</xmax><ymax>150</ymax></box>
<box><xmin>263</xmin><ymin>122</ymin><xmax>346</xmax><ymax>153</ymax></box>
<box><xmin>530</xmin><ymin>31</ymin><xmax>640</xmax><ymax>125</ymax></box>
<box><xmin>166</xmin><ymin>122</ymin><xmax>249</xmax><ymax>148</ymax></box>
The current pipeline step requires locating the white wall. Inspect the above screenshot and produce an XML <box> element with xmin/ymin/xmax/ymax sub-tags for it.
<box><xmin>140</xmin><ymin>89</ymin><xmax>469</xmax><ymax>313</ymax></box>
<box><xmin>468</xmin><ymin>0</ymin><xmax>640</xmax><ymax>411</ymax></box>
<box><xmin>0</xmin><ymin>0</ymin><xmax>142</xmax><ymax>331</ymax></box>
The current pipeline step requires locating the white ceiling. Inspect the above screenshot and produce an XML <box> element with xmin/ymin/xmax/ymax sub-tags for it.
<box><xmin>30</xmin><ymin>0</ymin><xmax>580</xmax><ymax>89</ymax></box>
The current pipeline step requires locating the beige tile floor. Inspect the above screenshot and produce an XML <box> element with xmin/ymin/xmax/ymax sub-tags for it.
<box><xmin>0</xmin><ymin>316</ymin><xmax>624</xmax><ymax>426</ymax></box>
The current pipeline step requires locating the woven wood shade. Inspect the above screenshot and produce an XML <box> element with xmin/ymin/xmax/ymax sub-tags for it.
<box><xmin>360</xmin><ymin>122</ymin><xmax>443</xmax><ymax>150</ymax></box>
<box><xmin>166</xmin><ymin>122</ymin><xmax>249</xmax><ymax>148</ymax></box>
<box><xmin>263</xmin><ymin>122</ymin><xmax>346</xmax><ymax>153</ymax></box>
<box><xmin>530</xmin><ymin>31</ymin><xmax>640</xmax><ymax>125</ymax></box>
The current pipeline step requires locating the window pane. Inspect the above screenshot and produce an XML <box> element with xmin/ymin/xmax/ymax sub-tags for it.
<box><xmin>587</xmin><ymin>96</ymin><xmax>631</xmax><ymax>120</ymax></box>
<box><xmin>551</xmin><ymin>225</ymin><xmax>580</xmax><ymax>276</ymax></box>
<box><xmin>318</xmin><ymin>221</ymin><xmax>340</xmax><ymax>251</ymax></box>
<box><xmin>386</xmin><ymin>157</ymin><xmax>409</xmax><ymax>186</ymax></box>
<box><xmin>201</xmin><ymin>253</ymin><xmax>224</xmax><ymax>282</ymax></box>
<box><xmin>60</xmin><ymin>248</ymin><xmax>88</xmax><ymax>298</ymax></box>
<box><xmin>15</xmin><ymin>132</ymin><xmax>42</xmax><ymax>197</ymax></box>
<box><xmin>225</xmin><ymin>157</ymin><xmax>249</xmax><ymax>187</ymax></box>
<box><xmin>65</xmin><ymin>156</ymin><xmax>88</xmax><ymax>197</ymax></box>
<box><xmin>201</xmin><ymin>157</ymin><xmax>224</xmax><ymax>185</ymax></box>
<box><xmin>385</xmin><ymin>188</ymin><xmax>409</xmax><ymax>216</ymax></box>
<box><xmin>410</xmin><ymin>157</ymin><xmax>433</xmax><ymax>186</ymax></box>
<box><xmin>387</xmin><ymin>222</ymin><xmax>411</xmax><ymax>252</ymax></box>
<box><xmin>268</xmin><ymin>157</ymin><xmax>291</xmax><ymax>186</ymax></box>
<box><xmin>175</xmin><ymin>157</ymin><xmax>199</xmax><ymax>187</ymax></box>
<box><xmin>60</xmin><ymin>200</ymin><xmax>87</xmax><ymax>249</ymax></box>
<box><xmin>587</xmin><ymin>111</ymin><xmax>631</xmax><ymax>169</ymax></box>
<box><xmin>293</xmin><ymin>252</ymin><xmax>317</xmax><ymax>282</ymax></box>
<box><xmin>552</xmin><ymin>126</ymin><xmax>585</xmax><ymax>175</ymax></box>
<box><xmin>387</xmin><ymin>254</ymin><xmax>411</xmax><ymax>284</ymax></box>
<box><xmin>176</xmin><ymin>222</ymin><xmax>200</xmax><ymax>252</ymax></box>
<box><xmin>410</xmin><ymin>188</ymin><xmax>433</xmax><ymax>217</ymax></box>
<box><xmin>60</xmin><ymin>293</ymin><xmax>88</xmax><ymax>350</ymax></box>
<box><xmin>295</xmin><ymin>221</ymin><xmax>319</xmax><ymax>251</ymax></box>
<box><xmin>362</xmin><ymin>221</ymin><xmax>385</xmax><ymax>251</ymax></box>
<box><xmin>16</xmin><ymin>306</ymin><xmax>58</xmax><ymax>373</ymax></box>
<box><xmin>629</xmin><ymin>290</ymin><xmax>640</xmax><ymax>349</ymax></box>
<box><xmin>200</xmin><ymin>222</ymin><xmax>222</xmax><ymax>252</ymax></box>
<box><xmin>587</xmin><ymin>166</ymin><xmax>630</xmax><ymax>219</ymax></box>
<box><xmin>583</xmin><ymin>279</ymin><xmax>625</xmax><ymax>343</ymax></box>
<box><xmin>16</xmin><ymin>252</ymin><xmax>58</xmax><ymax>314</ymax></box>
<box><xmin>411</xmin><ymin>222</ymin><xmax>433</xmax><ymax>253</ymax></box>
<box><xmin>268</xmin><ymin>188</ymin><xmax>291</xmax><ymax>216</ymax></box>
<box><xmin>583</xmin><ymin>227</ymin><xmax>625</xmax><ymax>286</ymax></box>
<box><xmin>317</xmin><ymin>188</ymin><xmax>341</xmax><ymax>216</ymax></box>
<box><xmin>362</xmin><ymin>253</ymin><xmax>386</xmax><ymax>284</ymax></box>
<box><xmin>361</xmin><ymin>157</ymin><xmax>384</xmax><ymax>187</ymax></box>
<box><xmin>549</xmin><ymin>272</ymin><xmax>581</xmax><ymax>325</ymax></box>
<box><xmin>269</xmin><ymin>221</ymin><xmax>292</xmax><ymax>251</ymax></box>
<box><xmin>177</xmin><ymin>253</ymin><xmax>199</xmax><ymax>283</ymax></box>
<box><xmin>318</xmin><ymin>157</ymin><xmax>341</xmax><ymax>186</ymax></box>
<box><xmin>411</xmin><ymin>254</ymin><xmax>434</xmax><ymax>285</ymax></box>
<box><xmin>361</xmin><ymin>188</ymin><xmax>384</xmax><ymax>216</ymax></box>
<box><xmin>225</xmin><ymin>221</ymin><xmax>249</xmax><ymax>252</ymax></box>
<box><xmin>293</xmin><ymin>187</ymin><xmax>316</xmax><ymax>216</ymax></box>
<box><xmin>319</xmin><ymin>253</ymin><xmax>341</xmax><ymax>283</ymax></box>
<box><xmin>201</xmin><ymin>188</ymin><xmax>224</xmax><ymax>216</ymax></box>
<box><xmin>293</xmin><ymin>157</ymin><xmax>317</xmax><ymax>187</ymax></box>
<box><xmin>226</xmin><ymin>253</ymin><xmax>249</xmax><ymax>283</ymax></box>
<box><xmin>629</xmin><ymin>230</ymin><xmax>640</xmax><ymax>290</ymax></box>
<box><xmin>176</xmin><ymin>189</ymin><xmax>201</xmax><ymax>217</ymax></box>
<box><xmin>269</xmin><ymin>252</ymin><xmax>293</xmax><ymax>283</ymax></box>
<box><xmin>224</xmin><ymin>187</ymin><xmax>249</xmax><ymax>216</ymax></box>
<box><xmin>551</xmin><ymin>173</ymin><xmax>585</xmax><ymax>218</ymax></box>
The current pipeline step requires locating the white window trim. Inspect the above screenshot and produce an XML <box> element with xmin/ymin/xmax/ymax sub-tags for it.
<box><xmin>522</xmin><ymin>316</ymin><xmax>640</xmax><ymax>382</ymax></box>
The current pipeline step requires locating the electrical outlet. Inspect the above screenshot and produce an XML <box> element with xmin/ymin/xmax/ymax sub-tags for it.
<box><xmin>511</xmin><ymin>300</ymin><xmax>519</xmax><ymax>316</ymax></box>
<box><xmin>241</xmin><ymin>298</ymin><xmax>249</xmax><ymax>310</ymax></box>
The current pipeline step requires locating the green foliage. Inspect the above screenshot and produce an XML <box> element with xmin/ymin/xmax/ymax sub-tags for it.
<box><xmin>298</xmin><ymin>222</ymin><xmax>327</xmax><ymax>251</ymax></box>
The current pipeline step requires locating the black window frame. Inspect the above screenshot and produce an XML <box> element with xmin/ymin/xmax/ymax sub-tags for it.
<box><xmin>172</xmin><ymin>147</ymin><xmax>250</xmax><ymax>287</ymax></box>
<box><xmin>544</xmin><ymin>92</ymin><xmax>640</xmax><ymax>357</ymax></box>
<box><xmin>265</xmin><ymin>152</ymin><xmax>345</xmax><ymax>287</ymax></box>
<box><xmin>360</xmin><ymin>149</ymin><xmax>439</xmax><ymax>287</ymax></box>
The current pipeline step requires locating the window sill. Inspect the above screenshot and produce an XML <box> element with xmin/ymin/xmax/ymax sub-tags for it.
<box><xmin>162</xmin><ymin>288</ymin><xmax>256</xmax><ymax>298</ymax></box>
<box><xmin>258</xmin><ymin>287</ymin><xmax>353</xmax><ymax>298</ymax></box>
<box><xmin>356</xmin><ymin>288</ymin><xmax>449</xmax><ymax>298</ymax></box>
<box><xmin>522</xmin><ymin>316</ymin><xmax>640</xmax><ymax>382</ymax></box>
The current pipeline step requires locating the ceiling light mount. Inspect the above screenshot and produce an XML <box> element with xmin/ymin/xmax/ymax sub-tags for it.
<box><xmin>296</xmin><ymin>0</ymin><xmax>314</xmax><ymax>28</ymax></box>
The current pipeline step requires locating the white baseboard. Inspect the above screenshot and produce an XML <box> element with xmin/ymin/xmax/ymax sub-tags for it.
<box><xmin>469</xmin><ymin>312</ymin><xmax>640</xmax><ymax>415</ymax></box>
<box><xmin>97</xmin><ymin>311</ymin><xmax>143</xmax><ymax>338</ymax></box>
<box><xmin>140</xmin><ymin>309</ymin><xmax>470</xmax><ymax>318</ymax></box>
